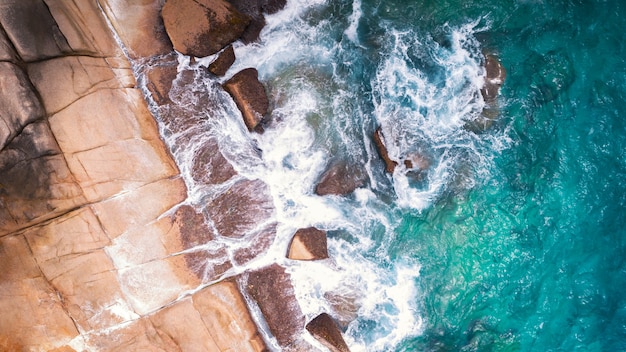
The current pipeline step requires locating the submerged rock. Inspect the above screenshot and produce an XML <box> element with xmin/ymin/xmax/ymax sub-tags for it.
<box><xmin>223</xmin><ymin>68</ymin><xmax>269</xmax><ymax>132</ymax></box>
<box><xmin>373</xmin><ymin>126</ymin><xmax>398</xmax><ymax>173</ymax></box>
<box><xmin>315</xmin><ymin>160</ymin><xmax>367</xmax><ymax>196</ymax></box>
<box><xmin>306</xmin><ymin>313</ymin><xmax>351</xmax><ymax>352</ymax></box>
<box><xmin>287</xmin><ymin>227</ymin><xmax>329</xmax><ymax>261</ymax></box>
<box><xmin>161</xmin><ymin>0</ymin><xmax>250</xmax><ymax>57</ymax></box>
<box><xmin>481</xmin><ymin>53</ymin><xmax>507</xmax><ymax>103</ymax></box>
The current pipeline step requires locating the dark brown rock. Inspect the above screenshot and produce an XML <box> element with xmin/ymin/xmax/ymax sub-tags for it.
<box><xmin>315</xmin><ymin>161</ymin><xmax>367</xmax><ymax>196</ymax></box>
<box><xmin>0</xmin><ymin>62</ymin><xmax>46</xmax><ymax>150</ymax></box>
<box><xmin>287</xmin><ymin>227</ymin><xmax>328</xmax><ymax>261</ymax></box>
<box><xmin>0</xmin><ymin>0</ymin><xmax>71</xmax><ymax>62</ymax></box>
<box><xmin>306</xmin><ymin>313</ymin><xmax>351</xmax><ymax>352</ymax></box>
<box><xmin>373</xmin><ymin>126</ymin><xmax>397</xmax><ymax>173</ymax></box>
<box><xmin>0</xmin><ymin>121</ymin><xmax>85</xmax><ymax>234</ymax></box>
<box><xmin>403</xmin><ymin>152</ymin><xmax>430</xmax><ymax>171</ymax></box>
<box><xmin>161</xmin><ymin>0</ymin><xmax>250</xmax><ymax>57</ymax></box>
<box><xmin>145</xmin><ymin>60</ymin><xmax>179</xmax><ymax>106</ymax></box>
<box><xmin>245</xmin><ymin>264</ymin><xmax>304</xmax><ymax>347</ymax></box>
<box><xmin>208</xmin><ymin>45</ymin><xmax>236</xmax><ymax>76</ymax></box>
<box><xmin>223</xmin><ymin>68</ymin><xmax>269</xmax><ymax>132</ymax></box>
<box><xmin>262</xmin><ymin>0</ymin><xmax>288</xmax><ymax>14</ymax></box>
<box><xmin>191</xmin><ymin>137</ymin><xmax>238</xmax><ymax>185</ymax></box>
<box><xmin>0</xmin><ymin>26</ymin><xmax>17</xmax><ymax>62</ymax></box>
<box><xmin>173</xmin><ymin>205</ymin><xmax>214</xmax><ymax>249</ymax></box>
<box><xmin>206</xmin><ymin>178</ymin><xmax>275</xmax><ymax>238</ymax></box>
<box><xmin>233</xmin><ymin>222</ymin><xmax>277</xmax><ymax>265</ymax></box>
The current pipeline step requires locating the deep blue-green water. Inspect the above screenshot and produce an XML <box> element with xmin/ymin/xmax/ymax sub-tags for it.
<box><xmin>200</xmin><ymin>0</ymin><xmax>626</xmax><ymax>350</ymax></box>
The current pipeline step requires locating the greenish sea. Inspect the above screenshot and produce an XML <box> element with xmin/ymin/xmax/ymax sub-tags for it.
<box><xmin>226</xmin><ymin>0</ymin><xmax>626</xmax><ymax>350</ymax></box>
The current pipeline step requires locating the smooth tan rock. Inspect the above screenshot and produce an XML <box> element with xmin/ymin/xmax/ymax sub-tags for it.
<box><xmin>287</xmin><ymin>227</ymin><xmax>329</xmax><ymax>261</ymax></box>
<box><xmin>315</xmin><ymin>160</ymin><xmax>367</xmax><ymax>196</ymax></box>
<box><xmin>0</xmin><ymin>121</ymin><xmax>86</xmax><ymax>235</ymax></box>
<box><xmin>207</xmin><ymin>178</ymin><xmax>275</xmax><ymax>238</ymax></box>
<box><xmin>43</xmin><ymin>0</ymin><xmax>119</xmax><ymax>57</ymax></box>
<box><xmin>373</xmin><ymin>126</ymin><xmax>397</xmax><ymax>173</ymax></box>
<box><xmin>245</xmin><ymin>264</ymin><xmax>305</xmax><ymax>347</ymax></box>
<box><xmin>23</xmin><ymin>207</ymin><xmax>110</xmax><ymax>263</ymax></box>
<box><xmin>92</xmin><ymin>176</ymin><xmax>187</xmax><ymax>239</ymax></box>
<box><xmin>0</xmin><ymin>0</ymin><xmax>71</xmax><ymax>61</ymax></box>
<box><xmin>193</xmin><ymin>280</ymin><xmax>267</xmax><ymax>351</ymax></box>
<box><xmin>84</xmin><ymin>317</ymin><xmax>180</xmax><ymax>351</ymax></box>
<box><xmin>223</xmin><ymin>68</ymin><xmax>269</xmax><ymax>131</ymax></box>
<box><xmin>208</xmin><ymin>45</ymin><xmax>235</xmax><ymax>76</ymax></box>
<box><xmin>0</xmin><ymin>235</ymin><xmax>79</xmax><ymax>349</ymax></box>
<box><xmin>42</xmin><ymin>250</ymin><xmax>138</xmax><ymax>331</ymax></box>
<box><xmin>306</xmin><ymin>313</ymin><xmax>351</xmax><ymax>352</ymax></box>
<box><xmin>150</xmin><ymin>297</ymin><xmax>221</xmax><ymax>352</ymax></box>
<box><xmin>162</xmin><ymin>0</ymin><xmax>250</xmax><ymax>57</ymax></box>
<box><xmin>98</xmin><ymin>0</ymin><xmax>173</xmax><ymax>59</ymax></box>
<box><xmin>0</xmin><ymin>61</ymin><xmax>46</xmax><ymax>150</ymax></box>
<box><xmin>28</xmin><ymin>56</ymin><xmax>135</xmax><ymax>114</ymax></box>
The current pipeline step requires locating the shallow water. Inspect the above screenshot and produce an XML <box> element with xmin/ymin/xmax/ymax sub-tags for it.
<box><xmin>166</xmin><ymin>0</ymin><xmax>626</xmax><ymax>350</ymax></box>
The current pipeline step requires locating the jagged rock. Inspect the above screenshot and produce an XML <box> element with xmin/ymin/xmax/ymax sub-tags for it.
<box><xmin>227</xmin><ymin>0</ymin><xmax>288</xmax><ymax>42</ymax></box>
<box><xmin>0</xmin><ymin>0</ymin><xmax>71</xmax><ymax>61</ymax></box>
<box><xmin>287</xmin><ymin>227</ymin><xmax>329</xmax><ymax>261</ymax></box>
<box><xmin>373</xmin><ymin>126</ymin><xmax>397</xmax><ymax>173</ymax></box>
<box><xmin>481</xmin><ymin>54</ymin><xmax>506</xmax><ymax>103</ymax></box>
<box><xmin>207</xmin><ymin>178</ymin><xmax>275</xmax><ymax>238</ymax></box>
<box><xmin>403</xmin><ymin>151</ymin><xmax>430</xmax><ymax>171</ymax></box>
<box><xmin>0</xmin><ymin>62</ymin><xmax>46</xmax><ymax>150</ymax></box>
<box><xmin>245</xmin><ymin>264</ymin><xmax>305</xmax><ymax>347</ymax></box>
<box><xmin>208</xmin><ymin>45</ymin><xmax>236</xmax><ymax>76</ymax></box>
<box><xmin>161</xmin><ymin>0</ymin><xmax>250</xmax><ymax>57</ymax></box>
<box><xmin>306</xmin><ymin>313</ymin><xmax>351</xmax><ymax>352</ymax></box>
<box><xmin>262</xmin><ymin>0</ymin><xmax>288</xmax><ymax>14</ymax></box>
<box><xmin>98</xmin><ymin>0</ymin><xmax>173</xmax><ymax>59</ymax></box>
<box><xmin>315</xmin><ymin>160</ymin><xmax>367</xmax><ymax>196</ymax></box>
<box><xmin>223</xmin><ymin>68</ymin><xmax>269</xmax><ymax>132</ymax></box>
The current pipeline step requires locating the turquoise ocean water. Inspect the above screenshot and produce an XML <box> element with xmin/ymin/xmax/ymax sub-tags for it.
<box><xmin>190</xmin><ymin>0</ymin><xmax>626</xmax><ymax>350</ymax></box>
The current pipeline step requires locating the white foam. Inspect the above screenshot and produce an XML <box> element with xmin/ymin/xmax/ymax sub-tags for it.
<box><xmin>344</xmin><ymin>0</ymin><xmax>363</xmax><ymax>44</ymax></box>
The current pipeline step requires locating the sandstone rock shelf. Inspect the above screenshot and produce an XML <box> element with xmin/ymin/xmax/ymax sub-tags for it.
<box><xmin>0</xmin><ymin>0</ymin><xmax>352</xmax><ymax>351</ymax></box>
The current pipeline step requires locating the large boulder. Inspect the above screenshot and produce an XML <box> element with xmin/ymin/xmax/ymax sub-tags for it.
<box><xmin>287</xmin><ymin>227</ymin><xmax>329</xmax><ymax>261</ymax></box>
<box><xmin>244</xmin><ymin>264</ymin><xmax>305</xmax><ymax>347</ymax></box>
<box><xmin>161</xmin><ymin>0</ymin><xmax>250</xmax><ymax>57</ymax></box>
<box><xmin>306</xmin><ymin>313</ymin><xmax>351</xmax><ymax>352</ymax></box>
<box><xmin>223</xmin><ymin>68</ymin><xmax>269</xmax><ymax>132</ymax></box>
<box><xmin>373</xmin><ymin>126</ymin><xmax>397</xmax><ymax>173</ymax></box>
<box><xmin>315</xmin><ymin>160</ymin><xmax>367</xmax><ymax>196</ymax></box>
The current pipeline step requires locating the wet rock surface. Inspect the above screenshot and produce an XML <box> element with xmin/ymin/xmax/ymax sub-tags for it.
<box><xmin>208</xmin><ymin>45</ymin><xmax>236</xmax><ymax>76</ymax></box>
<box><xmin>306</xmin><ymin>313</ymin><xmax>351</xmax><ymax>352</ymax></box>
<box><xmin>288</xmin><ymin>227</ymin><xmax>329</xmax><ymax>260</ymax></box>
<box><xmin>162</xmin><ymin>0</ymin><xmax>250</xmax><ymax>57</ymax></box>
<box><xmin>373</xmin><ymin>126</ymin><xmax>398</xmax><ymax>173</ymax></box>
<box><xmin>223</xmin><ymin>67</ymin><xmax>270</xmax><ymax>132</ymax></box>
<box><xmin>245</xmin><ymin>264</ymin><xmax>306</xmax><ymax>347</ymax></box>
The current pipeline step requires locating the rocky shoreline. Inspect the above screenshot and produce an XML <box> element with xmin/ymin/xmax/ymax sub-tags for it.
<box><xmin>0</xmin><ymin>0</ymin><xmax>348</xmax><ymax>351</ymax></box>
<box><xmin>0</xmin><ymin>1</ymin><xmax>505</xmax><ymax>350</ymax></box>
